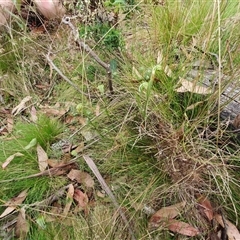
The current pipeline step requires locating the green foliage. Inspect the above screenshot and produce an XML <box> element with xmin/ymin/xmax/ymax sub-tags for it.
<box><xmin>104</xmin><ymin>0</ymin><xmax>137</xmax><ymax>14</ymax></box>
<box><xmin>0</xmin><ymin>115</ymin><xmax>63</xmax><ymax>163</ymax></box>
<box><xmin>0</xmin><ymin>116</ymin><xmax>65</xmax><ymax>236</ymax></box>
<box><xmin>0</xmin><ymin>38</ymin><xmax>20</xmax><ymax>73</ymax></box>
<box><xmin>79</xmin><ymin>23</ymin><xmax>124</xmax><ymax>50</ymax></box>
<box><xmin>14</xmin><ymin>115</ymin><xmax>63</xmax><ymax>149</ymax></box>
<box><xmin>104</xmin><ymin>0</ymin><xmax>126</xmax><ymax>10</ymax></box>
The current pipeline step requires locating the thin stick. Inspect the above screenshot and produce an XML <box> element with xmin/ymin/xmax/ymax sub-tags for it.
<box><xmin>62</xmin><ymin>17</ymin><xmax>113</xmax><ymax>94</ymax></box>
<box><xmin>46</xmin><ymin>53</ymin><xmax>89</xmax><ymax>96</ymax></box>
<box><xmin>0</xmin><ymin>160</ymin><xmax>77</xmax><ymax>183</ymax></box>
<box><xmin>83</xmin><ymin>155</ymin><xmax>136</xmax><ymax>240</ymax></box>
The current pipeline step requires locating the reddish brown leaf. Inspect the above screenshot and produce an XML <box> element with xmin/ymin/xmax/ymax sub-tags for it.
<box><xmin>15</xmin><ymin>208</ymin><xmax>29</xmax><ymax>239</ymax></box>
<box><xmin>198</xmin><ymin>195</ymin><xmax>214</xmax><ymax>221</ymax></box>
<box><xmin>168</xmin><ymin>219</ymin><xmax>200</xmax><ymax>237</ymax></box>
<box><xmin>37</xmin><ymin>144</ymin><xmax>48</xmax><ymax>172</ymax></box>
<box><xmin>215</xmin><ymin>214</ymin><xmax>240</xmax><ymax>240</ymax></box>
<box><xmin>73</xmin><ymin>189</ymin><xmax>89</xmax><ymax>208</ymax></box>
<box><xmin>149</xmin><ymin>201</ymin><xmax>186</xmax><ymax>229</ymax></box>
<box><xmin>0</xmin><ymin>190</ymin><xmax>28</xmax><ymax>219</ymax></box>
<box><xmin>67</xmin><ymin>169</ymin><xmax>94</xmax><ymax>188</ymax></box>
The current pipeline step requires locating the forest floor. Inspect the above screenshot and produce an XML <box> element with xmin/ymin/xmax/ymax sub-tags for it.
<box><xmin>1</xmin><ymin>1</ymin><xmax>240</xmax><ymax>239</ymax></box>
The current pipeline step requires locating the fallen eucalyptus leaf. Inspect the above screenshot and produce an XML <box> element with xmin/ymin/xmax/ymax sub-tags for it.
<box><xmin>215</xmin><ymin>214</ymin><xmax>240</xmax><ymax>240</ymax></box>
<box><xmin>168</xmin><ymin>219</ymin><xmax>200</xmax><ymax>237</ymax></box>
<box><xmin>0</xmin><ymin>190</ymin><xmax>28</xmax><ymax>219</ymax></box>
<box><xmin>67</xmin><ymin>169</ymin><xmax>94</xmax><ymax>188</ymax></box>
<box><xmin>149</xmin><ymin>201</ymin><xmax>186</xmax><ymax>229</ymax></box>
<box><xmin>37</xmin><ymin>144</ymin><xmax>48</xmax><ymax>172</ymax></box>
<box><xmin>12</xmin><ymin>96</ymin><xmax>32</xmax><ymax>116</ymax></box>
<box><xmin>176</xmin><ymin>77</ymin><xmax>212</xmax><ymax>95</ymax></box>
<box><xmin>2</xmin><ymin>152</ymin><xmax>24</xmax><ymax>169</ymax></box>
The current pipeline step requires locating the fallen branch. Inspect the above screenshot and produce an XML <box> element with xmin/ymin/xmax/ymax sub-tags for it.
<box><xmin>0</xmin><ymin>160</ymin><xmax>77</xmax><ymax>183</ymax></box>
<box><xmin>62</xmin><ymin>16</ymin><xmax>113</xmax><ymax>94</ymax></box>
<box><xmin>83</xmin><ymin>155</ymin><xmax>136</xmax><ymax>240</ymax></box>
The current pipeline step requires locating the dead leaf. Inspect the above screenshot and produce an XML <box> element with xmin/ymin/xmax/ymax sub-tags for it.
<box><xmin>4</xmin><ymin>190</ymin><xmax>28</xmax><ymax>207</ymax></box>
<box><xmin>15</xmin><ymin>208</ymin><xmax>29</xmax><ymax>238</ymax></box>
<box><xmin>63</xmin><ymin>184</ymin><xmax>74</xmax><ymax>216</ymax></box>
<box><xmin>7</xmin><ymin>117</ymin><xmax>13</xmax><ymax>133</ymax></box>
<box><xmin>215</xmin><ymin>214</ymin><xmax>240</xmax><ymax>240</ymax></box>
<box><xmin>2</xmin><ymin>152</ymin><xmax>24</xmax><ymax>169</ymax></box>
<box><xmin>11</xmin><ymin>96</ymin><xmax>32</xmax><ymax>116</ymax></box>
<box><xmin>30</xmin><ymin>106</ymin><xmax>38</xmax><ymax>122</ymax></box>
<box><xmin>95</xmin><ymin>104</ymin><xmax>100</xmax><ymax>116</ymax></box>
<box><xmin>47</xmin><ymin>159</ymin><xmax>66</xmax><ymax>168</ymax></box>
<box><xmin>37</xmin><ymin>144</ymin><xmax>48</xmax><ymax>172</ymax></box>
<box><xmin>35</xmin><ymin>84</ymin><xmax>50</xmax><ymax>90</ymax></box>
<box><xmin>164</xmin><ymin>65</ymin><xmax>173</xmax><ymax>77</ymax></box>
<box><xmin>149</xmin><ymin>201</ymin><xmax>186</xmax><ymax>229</ymax></box>
<box><xmin>28</xmin><ymin>162</ymin><xmax>75</xmax><ymax>178</ymax></box>
<box><xmin>157</xmin><ymin>50</ymin><xmax>163</xmax><ymax>65</ymax></box>
<box><xmin>168</xmin><ymin>219</ymin><xmax>200</xmax><ymax>237</ymax></box>
<box><xmin>73</xmin><ymin>189</ymin><xmax>89</xmax><ymax>208</ymax></box>
<box><xmin>67</xmin><ymin>169</ymin><xmax>94</xmax><ymax>188</ymax></box>
<box><xmin>0</xmin><ymin>206</ymin><xmax>16</xmax><ymax>219</ymax></box>
<box><xmin>0</xmin><ymin>190</ymin><xmax>28</xmax><ymax>219</ymax></box>
<box><xmin>198</xmin><ymin>195</ymin><xmax>214</xmax><ymax>221</ymax></box>
<box><xmin>96</xmin><ymin>190</ymin><xmax>105</xmax><ymax>198</ymax></box>
<box><xmin>39</xmin><ymin>104</ymin><xmax>68</xmax><ymax>118</ymax></box>
<box><xmin>176</xmin><ymin>77</ymin><xmax>212</xmax><ymax>95</ymax></box>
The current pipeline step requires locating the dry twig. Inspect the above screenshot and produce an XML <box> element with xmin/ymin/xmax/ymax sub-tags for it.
<box><xmin>46</xmin><ymin>53</ymin><xmax>89</xmax><ymax>96</ymax></box>
<box><xmin>0</xmin><ymin>160</ymin><xmax>77</xmax><ymax>183</ymax></box>
<box><xmin>83</xmin><ymin>155</ymin><xmax>136</xmax><ymax>240</ymax></box>
<box><xmin>62</xmin><ymin>16</ymin><xmax>113</xmax><ymax>94</ymax></box>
